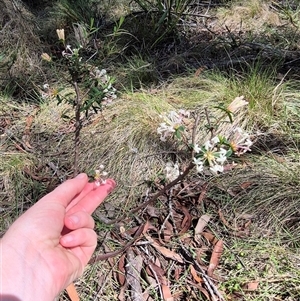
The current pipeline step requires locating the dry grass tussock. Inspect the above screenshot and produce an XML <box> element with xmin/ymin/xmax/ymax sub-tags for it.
<box><xmin>216</xmin><ymin>0</ymin><xmax>283</xmax><ymax>33</ymax></box>
<box><xmin>0</xmin><ymin>0</ymin><xmax>43</xmax><ymax>89</ymax></box>
<box><xmin>211</xmin><ymin>154</ymin><xmax>300</xmax><ymax>244</ymax></box>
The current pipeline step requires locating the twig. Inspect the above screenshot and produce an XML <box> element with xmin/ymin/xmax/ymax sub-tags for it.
<box><xmin>191</xmin><ymin>112</ymin><xmax>201</xmax><ymax>159</ymax></box>
<box><xmin>204</xmin><ymin>108</ymin><xmax>214</xmax><ymax>139</ymax></box>
<box><xmin>168</xmin><ymin>187</ymin><xmax>178</xmax><ymax>234</ymax></box>
<box><xmin>89</xmin><ymin>224</ymin><xmax>144</xmax><ymax>263</ymax></box>
<box><xmin>158</xmin><ymin>212</ymin><xmax>171</xmax><ymax>244</ymax></box>
<box><xmin>180</xmin><ymin>245</ymin><xmax>225</xmax><ymax>301</ymax></box>
<box><xmin>73</xmin><ymin>81</ymin><xmax>82</xmax><ymax>177</ymax></box>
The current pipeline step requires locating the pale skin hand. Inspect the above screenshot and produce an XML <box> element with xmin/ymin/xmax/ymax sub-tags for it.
<box><xmin>0</xmin><ymin>173</ymin><xmax>116</xmax><ymax>301</ymax></box>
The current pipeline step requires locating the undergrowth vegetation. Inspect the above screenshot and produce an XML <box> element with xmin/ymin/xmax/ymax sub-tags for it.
<box><xmin>1</xmin><ymin>0</ymin><xmax>300</xmax><ymax>300</ymax></box>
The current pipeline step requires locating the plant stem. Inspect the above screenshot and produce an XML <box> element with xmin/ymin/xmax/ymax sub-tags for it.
<box><xmin>73</xmin><ymin>81</ymin><xmax>82</xmax><ymax>177</ymax></box>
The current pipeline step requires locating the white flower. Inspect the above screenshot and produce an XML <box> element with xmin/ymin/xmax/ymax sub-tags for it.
<box><xmin>193</xmin><ymin>144</ymin><xmax>201</xmax><ymax>153</ymax></box>
<box><xmin>204</xmin><ymin>140</ymin><xmax>212</xmax><ymax>150</ymax></box>
<box><xmin>66</xmin><ymin>45</ymin><xmax>72</xmax><ymax>52</ymax></box>
<box><xmin>216</xmin><ymin>156</ymin><xmax>226</xmax><ymax>165</ymax></box>
<box><xmin>211</xmin><ymin>136</ymin><xmax>220</xmax><ymax>145</ymax></box>
<box><xmin>230</xmin><ymin>128</ymin><xmax>253</xmax><ymax>155</ymax></box>
<box><xmin>56</xmin><ymin>29</ymin><xmax>65</xmax><ymax>41</ymax></box>
<box><xmin>43</xmin><ymin>83</ymin><xmax>49</xmax><ymax>90</ymax></box>
<box><xmin>99</xmin><ymin>69</ymin><xmax>107</xmax><ymax>76</ymax></box>
<box><xmin>244</xmin><ymin>138</ymin><xmax>253</xmax><ymax>148</ymax></box>
<box><xmin>210</xmin><ymin>164</ymin><xmax>224</xmax><ymax>174</ymax></box>
<box><xmin>193</xmin><ymin>157</ymin><xmax>204</xmax><ymax>173</ymax></box>
<box><xmin>157</xmin><ymin>122</ymin><xmax>175</xmax><ymax>141</ymax></box>
<box><xmin>216</xmin><ymin>154</ymin><xmax>227</xmax><ymax>165</ymax></box>
<box><xmin>215</xmin><ymin>147</ymin><xmax>227</xmax><ymax>165</ymax></box>
<box><xmin>94</xmin><ymin>166</ymin><xmax>108</xmax><ymax>186</ymax></box>
<box><xmin>219</xmin><ymin>147</ymin><xmax>227</xmax><ymax>156</ymax></box>
<box><xmin>157</xmin><ymin>109</ymin><xmax>191</xmax><ymax>141</ymax></box>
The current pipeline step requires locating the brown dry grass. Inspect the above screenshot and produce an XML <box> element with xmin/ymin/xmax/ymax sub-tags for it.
<box><xmin>0</xmin><ymin>0</ymin><xmax>44</xmax><ymax>90</ymax></box>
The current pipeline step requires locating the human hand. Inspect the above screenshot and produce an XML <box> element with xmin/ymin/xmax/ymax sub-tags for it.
<box><xmin>1</xmin><ymin>173</ymin><xmax>116</xmax><ymax>301</ymax></box>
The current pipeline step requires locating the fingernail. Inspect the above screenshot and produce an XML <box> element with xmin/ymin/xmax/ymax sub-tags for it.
<box><xmin>69</xmin><ymin>215</ymin><xmax>79</xmax><ymax>225</ymax></box>
<box><xmin>75</xmin><ymin>173</ymin><xmax>86</xmax><ymax>179</ymax></box>
<box><xmin>106</xmin><ymin>180</ymin><xmax>116</xmax><ymax>193</ymax></box>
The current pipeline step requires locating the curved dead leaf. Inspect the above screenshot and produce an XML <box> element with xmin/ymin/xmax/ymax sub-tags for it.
<box><xmin>195</xmin><ymin>215</ymin><xmax>211</xmax><ymax>235</ymax></box>
<box><xmin>190</xmin><ymin>265</ymin><xmax>203</xmax><ymax>283</ymax></box>
<box><xmin>207</xmin><ymin>240</ymin><xmax>224</xmax><ymax>277</ymax></box>
<box><xmin>144</xmin><ymin>234</ymin><xmax>183</xmax><ymax>263</ymax></box>
<box><xmin>66</xmin><ymin>283</ymin><xmax>80</xmax><ymax>301</ymax></box>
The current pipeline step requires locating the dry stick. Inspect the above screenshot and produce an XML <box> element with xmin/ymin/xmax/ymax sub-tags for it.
<box><xmin>180</xmin><ymin>245</ymin><xmax>225</xmax><ymax>301</ymax></box>
<box><xmin>148</xmin><ymin>262</ymin><xmax>164</xmax><ymax>300</ymax></box>
<box><xmin>89</xmin><ymin>224</ymin><xmax>145</xmax><ymax>263</ymax></box>
<box><xmin>158</xmin><ymin>211</ymin><xmax>172</xmax><ymax>243</ymax></box>
<box><xmin>104</xmin><ymin>161</ymin><xmax>195</xmax><ymax>225</ymax></box>
<box><xmin>73</xmin><ymin>81</ymin><xmax>82</xmax><ymax>177</ymax></box>
<box><xmin>204</xmin><ymin>108</ymin><xmax>215</xmax><ymax>140</ymax></box>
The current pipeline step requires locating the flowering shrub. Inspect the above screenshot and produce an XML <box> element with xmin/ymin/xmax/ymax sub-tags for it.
<box><xmin>41</xmin><ymin>29</ymin><xmax>117</xmax><ymax>175</ymax></box>
<box><xmin>157</xmin><ymin>98</ymin><xmax>253</xmax><ymax>178</ymax></box>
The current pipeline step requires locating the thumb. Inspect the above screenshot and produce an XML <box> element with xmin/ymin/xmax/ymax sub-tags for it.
<box><xmin>40</xmin><ymin>173</ymin><xmax>89</xmax><ymax>208</ymax></box>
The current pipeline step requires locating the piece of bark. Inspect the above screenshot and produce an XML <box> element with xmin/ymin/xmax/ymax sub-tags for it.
<box><xmin>126</xmin><ymin>250</ymin><xmax>144</xmax><ymax>301</ymax></box>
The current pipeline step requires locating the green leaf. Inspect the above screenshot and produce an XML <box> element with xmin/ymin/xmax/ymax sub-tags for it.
<box><xmin>214</xmin><ymin>105</ymin><xmax>234</xmax><ymax>123</ymax></box>
<box><xmin>175</xmin><ymin>129</ymin><xmax>182</xmax><ymax>139</ymax></box>
<box><xmin>177</xmin><ymin>125</ymin><xmax>185</xmax><ymax>132</ymax></box>
<box><xmin>226</xmin><ymin>149</ymin><xmax>233</xmax><ymax>157</ymax></box>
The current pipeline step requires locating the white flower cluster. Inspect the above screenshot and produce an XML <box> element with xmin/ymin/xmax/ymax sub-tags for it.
<box><xmin>94</xmin><ymin>164</ymin><xmax>108</xmax><ymax>186</ymax></box>
<box><xmin>157</xmin><ymin>109</ymin><xmax>190</xmax><ymax>141</ymax></box>
<box><xmin>62</xmin><ymin>45</ymin><xmax>82</xmax><ymax>59</ymax></box>
<box><xmin>229</xmin><ymin>127</ymin><xmax>253</xmax><ymax>156</ymax></box>
<box><xmin>91</xmin><ymin>68</ymin><xmax>117</xmax><ymax>106</ymax></box>
<box><xmin>158</xmin><ymin>107</ymin><xmax>253</xmax><ymax>177</ymax></box>
<box><xmin>193</xmin><ymin>136</ymin><xmax>228</xmax><ymax>174</ymax></box>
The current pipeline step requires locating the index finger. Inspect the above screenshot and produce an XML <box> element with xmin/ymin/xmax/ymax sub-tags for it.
<box><xmin>66</xmin><ymin>179</ymin><xmax>116</xmax><ymax>215</ymax></box>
